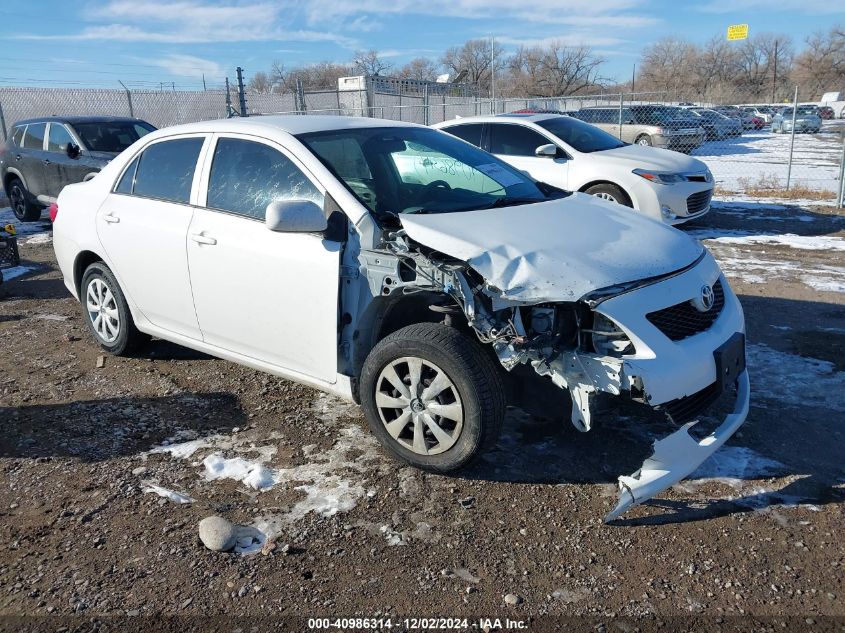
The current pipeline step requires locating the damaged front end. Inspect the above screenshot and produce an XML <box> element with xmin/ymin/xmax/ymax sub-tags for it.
<box><xmin>360</xmin><ymin>228</ymin><xmax>749</xmax><ymax>522</ymax></box>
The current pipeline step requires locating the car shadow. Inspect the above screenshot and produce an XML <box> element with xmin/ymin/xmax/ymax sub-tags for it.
<box><xmin>0</xmin><ymin>392</ymin><xmax>246</xmax><ymax>462</ymax></box>
<box><xmin>691</xmin><ymin>132</ymin><xmax>768</xmax><ymax>157</ymax></box>
<box><xmin>460</xmin><ymin>294</ymin><xmax>845</xmax><ymax>525</ymax></box>
<box><xmin>680</xmin><ymin>199</ymin><xmax>845</xmax><ymax>241</ymax></box>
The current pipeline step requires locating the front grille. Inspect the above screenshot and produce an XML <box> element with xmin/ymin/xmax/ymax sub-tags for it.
<box><xmin>686</xmin><ymin>189</ymin><xmax>713</xmax><ymax>215</ymax></box>
<box><xmin>646</xmin><ymin>279</ymin><xmax>725</xmax><ymax>341</ymax></box>
<box><xmin>659</xmin><ymin>381</ymin><xmax>722</xmax><ymax>424</ymax></box>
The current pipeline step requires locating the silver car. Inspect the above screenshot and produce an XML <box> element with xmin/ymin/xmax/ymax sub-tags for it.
<box><xmin>772</xmin><ymin>107</ymin><xmax>822</xmax><ymax>134</ymax></box>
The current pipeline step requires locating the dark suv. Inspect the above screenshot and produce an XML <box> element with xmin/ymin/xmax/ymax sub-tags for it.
<box><xmin>1</xmin><ymin>116</ymin><xmax>155</xmax><ymax>221</ymax></box>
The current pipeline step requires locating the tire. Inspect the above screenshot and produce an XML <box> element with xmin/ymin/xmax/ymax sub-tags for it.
<box><xmin>7</xmin><ymin>177</ymin><xmax>41</xmax><ymax>222</ymax></box>
<box><xmin>585</xmin><ymin>183</ymin><xmax>632</xmax><ymax>207</ymax></box>
<box><xmin>360</xmin><ymin>322</ymin><xmax>505</xmax><ymax>473</ymax></box>
<box><xmin>80</xmin><ymin>262</ymin><xmax>148</xmax><ymax>355</ymax></box>
<box><xmin>635</xmin><ymin>134</ymin><xmax>653</xmax><ymax>146</ymax></box>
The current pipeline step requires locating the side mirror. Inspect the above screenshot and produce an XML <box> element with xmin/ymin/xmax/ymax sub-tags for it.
<box><xmin>265</xmin><ymin>199</ymin><xmax>327</xmax><ymax>233</ymax></box>
<box><xmin>535</xmin><ymin>143</ymin><xmax>558</xmax><ymax>158</ymax></box>
<box><xmin>67</xmin><ymin>143</ymin><xmax>80</xmax><ymax>159</ymax></box>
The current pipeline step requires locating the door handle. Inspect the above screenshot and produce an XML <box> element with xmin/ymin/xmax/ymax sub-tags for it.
<box><xmin>102</xmin><ymin>214</ymin><xmax>120</xmax><ymax>224</ymax></box>
<box><xmin>190</xmin><ymin>233</ymin><xmax>217</xmax><ymax>245</ymax></box>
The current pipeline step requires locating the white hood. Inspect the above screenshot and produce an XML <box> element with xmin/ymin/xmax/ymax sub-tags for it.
<box><xmin>400</xmin><ymin>193</ymin><xmax>703</xmax><ymax>303</ymax></box>
<box><xmin>591</xmin><ymin>144</ymin><xmax>707</xmax><ymax>173</ymax></box>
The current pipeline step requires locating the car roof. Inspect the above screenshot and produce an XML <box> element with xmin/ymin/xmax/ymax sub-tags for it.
<box><xmin>144</xmin><ymin>115</ymin><xmax>420</xmax><ymax>138</ymax></box>
<box><xmin>13</xmin><ymin>115</ymin><xmax>150</xmax><ymax>126</ymax></box>
<box><xmin>435</xmin><ymin>113</ymin><xmax>562</xmax><ymax>126</ymax></box>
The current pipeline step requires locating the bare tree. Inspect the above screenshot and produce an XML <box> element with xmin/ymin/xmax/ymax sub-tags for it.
<box><xmin>637</xmin><ymin>37</ymin><xmax>700</xmax><ymax>96</ymax></box>
<box><xmin>793</xmin><ymin>25</ymin><xmax>845</xmax><ymax>99</ymax></box>
<box><xmin>397</xmin><ymin>57</ymin><xmax>440</xmax><ymax>82</ymax></box>
<box><xmin>509</xmin><ymin>43</ymin><xmax>606</xmax><ymax>97</ymax></box>
<box><xmin>734</xmin><ymin>34</ymin><xmax>792</xmax><ymax>101</ymax></box>
<box><xmin>353</xmin><ymin>50</ymin><xmax>393</xmax><ymax>76</ymax></box>
<box><xmin>270</xmin><ymin>60</ymin><xmax>352</xmax><ymax>92</ymax></box>
<box><xmin>247</xmin><ymin>71</ymin><xmax>270</xmax><ymax>93</ymax></box>
<box><xmin>441</xmin><ymin>38</ymin><xmax>506</xmax><ymax>93</ymax></box>
<box><xmin>697</xmin><ymin>36</ymin><xmax>738</xmax><ymax>100</ymax></box>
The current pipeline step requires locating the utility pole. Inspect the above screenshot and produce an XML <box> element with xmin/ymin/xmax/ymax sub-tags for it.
<box><xmin>202</xmin><ymin>73</ymin><xmax>207</xmax><ymax>91</ymax></box>
<box><xmin>236</xmin><ymin>66</ymin><xmax>248</xmax><ymax>117</ymax></box>
<box><xmin>490</xmin><ymin>36</ymin><xmax>495</xmax><ymax>113</ymax></box>
<box><xmin>631</xmin><ymin>64</ymin><xmax>636</xmax><ymax>93</ymax></box>
<box><xmin>772</xmin><ymin>40</ymin><xmax>778</xmax><ymax>103</ymax></box>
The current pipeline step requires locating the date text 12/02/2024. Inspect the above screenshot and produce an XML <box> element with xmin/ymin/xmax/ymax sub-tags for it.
<box><xmin>307</xmin><ymin>617</ymin><xmax>529</xmax><ymax>630</ymax></box>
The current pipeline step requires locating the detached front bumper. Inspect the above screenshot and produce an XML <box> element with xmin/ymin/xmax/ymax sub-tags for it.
<box><xmin>605</xmin><ymin>369</ymin><xmax>750</xmax><ymax>521</ymax></box>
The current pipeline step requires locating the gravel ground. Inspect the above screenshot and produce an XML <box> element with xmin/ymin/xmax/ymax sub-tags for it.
<box><xmin>0</xmin><ymin>200</ymin><xmax>843</xmax><ymax>632</ymax></box>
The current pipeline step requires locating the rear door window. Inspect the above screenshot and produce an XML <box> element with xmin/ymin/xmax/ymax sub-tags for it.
<box><xmin>443</xmin><ymin>123</ymin><xmax>485</xmax><ymax>148</ymax></box>
<box><xmin>22</xmin><ymin>123</ymin><xmax>46</xmax><ymax>150</ymax></box>
<box><xmin>488</xmin><ymin>124</ymin><xmax>549</xmax><ymax>157</ymax></box>
<box><xmin>206</xmin><ymin>138</ymin><xmax>323</xmax><ymax>220</ymax></box>
<box><xmin>10</xmin><ymin>126</ymin><xmax>25</xmax><ymax>146</ymax></box>
<box><xmin>132</xmin><ymin>138</ymin><xmax>204</xmax><ymax>204</ymax></box>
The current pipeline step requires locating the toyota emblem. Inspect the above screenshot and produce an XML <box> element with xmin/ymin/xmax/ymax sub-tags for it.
<box><xmin>698</xmin><ymin>284</ymin><xmax>715</xmax><ymax>311</ymax></box>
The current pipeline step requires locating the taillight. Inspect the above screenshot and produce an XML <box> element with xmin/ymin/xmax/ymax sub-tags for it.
<box><xmin>49</xmin><ymin>202</ymin><xmax>59</xmax><ymax>222</ymax></box>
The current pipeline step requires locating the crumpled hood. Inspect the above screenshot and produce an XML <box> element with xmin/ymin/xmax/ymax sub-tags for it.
<box><xmin>400</xmin><ymin>193</ymin><xmax>704</xmax><ymax>303</ymax></box>
<box><xmin>590</xmin><ymin>144</ymin><xmax>707</xmax><ymax>172</ymax></box>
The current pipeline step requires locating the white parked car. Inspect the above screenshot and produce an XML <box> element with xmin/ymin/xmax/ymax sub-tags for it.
<box><xmin>52</xmin><ymin>116</ymin><xmax>749</xmax><ymax>521</ymax></box>
<box><xmin>433</xmin><ymin>114</ymin><xmax>714</xmax><ymax>225</ymax></box>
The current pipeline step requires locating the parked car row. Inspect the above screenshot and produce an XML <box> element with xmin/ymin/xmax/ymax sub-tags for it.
<box><xmin>47</xmin><ymin>114</ymin><xmax>749</xmax><ymax>522</ymax></box>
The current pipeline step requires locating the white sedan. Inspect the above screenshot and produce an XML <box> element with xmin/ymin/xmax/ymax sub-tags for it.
<box><xmin>52</xmin><ymin>115</ymin><xmax>748</xmax><ymax>521</ymax></box>
<box><xmin>434</xmin><ymin>113</ymin><xmax>714</xmax><ymax>225</ymax></box>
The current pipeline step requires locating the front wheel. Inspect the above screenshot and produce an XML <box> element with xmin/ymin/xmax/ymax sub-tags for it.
<box><xmin>585</xmin><ymin>183</ymin><xmax>632</xmax><ymax>207</ymax></box>
<box><xmin>360</xmin><ymin>323</ymin><xmax>505</xmax><ymax>473</ymax></box>
<box><xmin>7</xmin><ymin>177</ymin><xmax>41</xmax><ymax>222</ymax></box>
<box><xmin>81</xmin><ymin>262</ymin><xmax>148</xmax><ymax>355</ymax></box>
<box><xmin>635</xmin><ymin>134</ymin><xmax>653</xmax><ymax>146</ymax></box>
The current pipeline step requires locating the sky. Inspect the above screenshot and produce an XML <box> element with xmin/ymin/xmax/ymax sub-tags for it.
<box><xmin>0</xmin><ymin>0</ymin><xmax>842</xmax><ymax>90</ymax></box>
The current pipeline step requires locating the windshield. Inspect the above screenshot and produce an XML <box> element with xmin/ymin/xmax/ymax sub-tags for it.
<box><xmin>694</xmin><ymin>109</ymin><xmax>727</xmax><ymax>120</ymax></box>
<box><xmin>536</xmin><ymin>116</ymin><xmax>625</xmax><ymax>153</ymax></box>
<box><xmin>297</xmin><ymin>126</ymin><xmax>553</xmax><ymax>217</ymax></box>
<box><xmin>795</xmin><ymin>106</ymin><xmax>818</xmax><ymax>116</ymax></box>
<box><xmin>73</xmin><ymin>121</ymin><xmax>155</xmax><ymax>153</ymax></box>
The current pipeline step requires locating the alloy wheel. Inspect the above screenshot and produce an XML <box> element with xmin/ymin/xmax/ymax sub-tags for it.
<box><xmin>86</xmin><ymin>278</ymin><xmax>120</xmax><ymax>343</ymax></box>
<box><xmin>374</xmin><ymin>356</ymin><xmax>464</xmax><ymax>455</ymax></box>
<box><xmin>593</xmin><ymin>192</ymin><xmax>619</xmax><ymax>203</ymax></box>
<box><xmin>10</xmin><ymin>185</ymin><xmax>26</xmax><ymax>218</ymax></box>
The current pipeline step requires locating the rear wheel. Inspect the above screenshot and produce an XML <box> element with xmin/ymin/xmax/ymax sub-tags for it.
<box><xmin>585</xmin><ymin>183</ymin><xmax>632</xmax><ymax>207</ymax></box>
<box><xmin>81</xmin><ymin>262</ymin><xmax>148</xmax><ymax>355</ymax></box>
<box><xmin>7</xmin><ymin>177</ymin><xmax>41</xmax><ymax>222</ymax></box>
<box><xmin>361</xmin><ymin>323</ymin><xmax>505</xmax><ymax>473</ymax></box>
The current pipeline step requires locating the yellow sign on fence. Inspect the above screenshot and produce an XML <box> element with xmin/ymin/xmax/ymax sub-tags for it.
<box><xmin>727</xmin><ymin>24</ymin><xmax>749</xmax><ymax>41</ymax></box>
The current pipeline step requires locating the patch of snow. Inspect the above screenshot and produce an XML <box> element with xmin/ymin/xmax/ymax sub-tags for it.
<box><xmin>25</xmin><ymin>233</ymin><xmax>52</xmax><ymax>245</ymax></box>
<box><xmin>708</xmin><ymin>233</ymin><xmax>845</xmax><ymax>251</ymax></box>
<box><xmin>203</xmin><ymin>454</ymin><xmax>278</xmax><ymax>491</ymax></box>
<box><xmin>150</xmin><ymin>437</ymin><xmax>215</xmax><ymax>460</ymax></box>
<box><xmin>687</xmin><ymin>446</ymin><xmax>785</xmax><ymax>489</ymax></box>
<box><xmin>141</xmin><ymin>482</ymin><xmax>194</xmax><ymax>504</ymax></box>
<box><xmin>32</xmin><ymin>314</ymin><xmax>68</xmax><ymax>321</ymax></box>
<box><xmin>0</xmin><ymin>208</ymin><xmax>52</xmax><ymax>238</ymax></box>
<box><xmin>1</xmin><ymin>265</ymin><xmax>35</xmax><ymax>281</ymax></box>
<box><xmin>802</xmin><ymin>277</ymin><xmax>845</xmax><ymax>293</ymax></box>
<box><xmin>747</xmin><ymin>343</ymin><xmax>845</xmax><ymax>411</ymax></box>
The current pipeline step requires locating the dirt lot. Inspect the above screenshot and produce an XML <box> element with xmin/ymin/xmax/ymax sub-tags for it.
<box><xmin>0</xmin><ymin>200</ymin><xmax>843</xmax><ymax>632</ymax></box>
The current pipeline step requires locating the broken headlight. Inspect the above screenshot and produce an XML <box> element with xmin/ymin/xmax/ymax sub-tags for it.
<box><xmin>588</xmin><ymin>313</ymin><xmax>634</xmax><ymax>357</ymax></box>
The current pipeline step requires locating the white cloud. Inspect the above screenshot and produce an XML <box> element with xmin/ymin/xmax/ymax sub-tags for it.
<box><xmin>496</xmin><ymin>35</ymin><xmax>628</xmax><ymax>49</ymax></box>
<box><xmin>149</xmin><ymin>54</ymin><xmax>225</xmax><ymax>79</ymax></box>
<box><xmin>697</xmin><ymin>0</ymin><xmax>843</xmax><ymax>13</ymax></box>
<box><xmin>15</xmin><ymin>0</ymin><xmax>358</xmax><ymax>47</ymax></box>
<box><xmin>299</xmin><ymin>0</ymin><xmax>656</xmax><ymax>28</ymax></box>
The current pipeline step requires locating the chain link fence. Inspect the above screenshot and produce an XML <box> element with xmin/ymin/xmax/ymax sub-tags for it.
<box><xmin>1</xmin><ymin>83</ymin><xmax>842</xmax><ymax>204</ymax></box>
